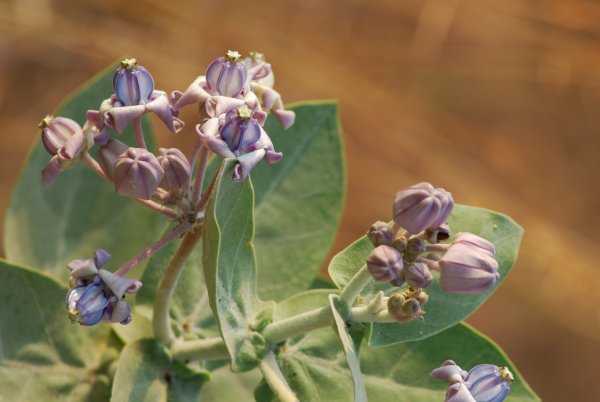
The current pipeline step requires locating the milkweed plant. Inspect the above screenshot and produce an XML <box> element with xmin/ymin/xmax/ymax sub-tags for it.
<box><xmin>0</xmin><ymin>51</ymin><xmax>541</xmax><ymax>402</ymax></box>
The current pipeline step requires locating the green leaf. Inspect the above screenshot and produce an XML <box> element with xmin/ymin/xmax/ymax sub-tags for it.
<box><xmin>251</xmin><ymin>102</ymin><xmax>345</xmax><ymax>301</ymax></box>
<box><xmin>199</xmin><ymin>367</ymin><xmax>262</xmax><ymax>401</ymax></box>
<box><xmin>258</xmin><ymin>321</ymin><xmax>539</xmax><ymax>402</ymax></box>
<box><xmin>329</xmin><ymin>205</ymin><xmax>523</xmax><ymax>346</ymax></box>
<box><xmin>0</xmin><ymin>260</ymin><xmax>117</xmax><ymax>401</ymax></box>
<box><xmin>111</xmin><ymin>339</ymin><xmax>209</xmax><ymax>402</ymax></box>
<box><xmin>203</xmin><ymin>159</ymin><xmax>273</xmax><ymax>372</ymax></box>
<box><xmin>4</xmin><ymin>65</ymin><xmax>165</xmax><ymax>279</ymax></box>
<box><xmin>329</xmin><ymin>294</ymin><xmax>367</xmax><ymax>402</ymax></box>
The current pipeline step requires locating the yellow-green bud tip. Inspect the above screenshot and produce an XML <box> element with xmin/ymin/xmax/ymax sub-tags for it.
<box><xmin>120</xmin><ymin>58</ymin><xmax>138</xmax><ymax>70</ymax></box>
<box><xmin>38</xmin><ymin>114</ymin><xmax>54</xmax><ymax>129</ymax></box>
<box><xmin>249</xmin><ymin>51</ymin><xmax>265</xmax><ymax>62</ymax></box>
<box><xmin>498</xmin><ymin>366</ymin><xmax>514</xmax><ymax>384</ymax></box>
<box><xmin>225</xmin><ymin>50</ymin><xmax>242</xmax><ymax>63</ymax></box>
<box><xmin>236</xmin><ymin>106</ymin><xmax>252</xmax><ymax>120</ymax></box>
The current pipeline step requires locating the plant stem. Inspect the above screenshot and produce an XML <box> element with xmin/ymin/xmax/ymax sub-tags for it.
<box><xmin>195</xmin><ymin>167</ymin><xmax>219</xmax><ymax>211</ymax></box>
<box><xmin>425</xmin><ymin>243</ymin><xmax>450</xmax><ymax>253</ymax></box>
<box><xmin>114</xmin><ymin>221</ymin><xmax>190</xmax><ymax>277</ymax></box>
<box><xmin>153</xmin><ymin>225</ymin><xmax>203</xmax><ymax>346</ymax></box>
<box><xmin>259</xmin><ymin>351</ymin><xmax>299</xmax><ymax>402</ymax></box>
<box><xmin>339</xmin><ymin>264</ymin><xmax>371</xmax><ymax>306</ymax></box>
<box><xmin>170</xmin><ymin>338</ymin><xmax>228</xmax><ymax>362</ymax></box>
<box><xmin>262</xmin><ymin>306</ymin><xmax>332</xmax><ymax>344</ymax></box>
<box><xmin>349</xmin><ymin>305</ymin><xmax>396</xmax><ymax>323</ymax></box>
<box><xmin>133</xmin><ymin>117</ymin><xmax>147</xmax><ymax>149</ymax></box>
<box><xmin>83</xmin><ymin>154</ymin><xmax>108</xmax><ymax>180</ymax></box>
<box><xmin>191</xmin><ymin>146</ymin><xmax>209</xmax><ymax>205</ymax></box>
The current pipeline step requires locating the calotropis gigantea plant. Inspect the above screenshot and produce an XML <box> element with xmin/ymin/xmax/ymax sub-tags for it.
<box><xmin>0</xmin><ymin>52</ymin><xmax>540</xmax><ymax>402</ymax></box>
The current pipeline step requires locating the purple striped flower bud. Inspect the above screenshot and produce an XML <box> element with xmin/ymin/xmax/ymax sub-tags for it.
<box><xmin>393</xmin><ymin>182</ymin><xmax>454</xmax><ymax>235</ymax></box>
<box><xmin>66</xmin><ymin>282</ymin><xmax>110</xmax><ymax>326</ymax></box>
<box><xmin>113</xmin><ymin>58</ymin><xmax>155</xmax><ymax>106</ymax></box>
<box><xmin>405</xmin><ymin>262</ymin><xmax>433</xmax><ymax>288</ymax></box>
<box><xmin>439</xmin><ymin>233</ymin><xmax>499</xmax><ymax>294</ymax></box>
<box><xmin>157</xmin><ymin>148</ymin><xmax>191</xmax><ymax>191</ymax></box>
<box><xmin>97</xmin><ymin>139</ymin><xmax>129</xmax><ymax>181</ymax></box>
<box><xmin>114</xmin><ymin>148</ymin><xmax>164</xmax><ymax>200</ymax></box>
<box><xmin>366</xmin><ymin>245</ymin><xmax>403</xmax><ymax>282</ymax></box>
<box><xmin>205</xmin><ymin>50</ymin><xmax>247</xmax><ymax>98</ymax></box>
<box><xmin>367</xmin><ymin>221</ymin><xmax>394</xmax><ymax>247</ymax></box>
<box><xmin>40</xmin><ymin>115</ymin><xmax>81</xmax><ymax>156</ymax></box>
<box><xmin>466</xmin><ymin>365</ymin><xmax>512</xmax><ymax>402</ymax></box>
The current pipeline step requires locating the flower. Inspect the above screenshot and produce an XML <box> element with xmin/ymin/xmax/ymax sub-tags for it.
<box><xmin>438</xmin><ymin>232</ymin><xmax>499</xmax><ymax>294</ymax></box>
<box><xmin>39</xmin><ymin>115</ymin><xmax>95</xmax><ymax>186</ymax></box>
<box><xmin>196</xmin><ymin>106</ymin><xmax>282</xmax><ymax>181</ymax></box>
<box><xmin>205</xmin><ymin>50</ymin><xmax>247</xmax><ymax>98</ymax></box>
<box><xmin>431</xmin><ymin>361</ymin><xmax>513</xmax><ymax>402</ymax></box>
<box><xmin>66</xmin><ymin>250</ymin><xmax>141</xmax><ymax>326</ymax></box>
<box><xmin>366</xmin><ymin>245</ymin><xmax>403</xmax><ymax>282</ymax></box>
<box><xmin>393</xmin><ymin>182</ymin><xmax>454</xmax><ymax>235</ymax></box>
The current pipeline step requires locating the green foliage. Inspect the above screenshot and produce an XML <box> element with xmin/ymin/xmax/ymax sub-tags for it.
<box><xmin>202</xmin><ymin>159</ymin><xmax>273</xmax><ymax>372</ymax></box>
<box><xmin>0</xmin><ymin>260</ymin><xmax>117</xmax><ymax>401</ymax></box>
<box><xmin>4</xmin><ymin>66</ymin><xmax>165</xmax><ymax>280</ymax></box>
<box><xmin>329</xmin><ymin>205</ymin><xmax>524</xmax><ymax>346</ymax></box>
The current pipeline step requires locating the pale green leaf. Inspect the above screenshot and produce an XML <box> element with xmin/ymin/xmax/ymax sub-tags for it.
<box><xmin>329</xmin><ymin>205</ymin><xmax>523</xmax><ymax>346</ymax></box>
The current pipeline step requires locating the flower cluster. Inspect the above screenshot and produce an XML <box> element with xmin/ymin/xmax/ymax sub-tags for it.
<box><xmin>431</xmin><ymin>360</ymin><xmax>513</xmax><ymax>402</ymax></box>
<box><xmin>362</xmin><ymin>182</ymin><xmax>500</xmax><ymax>323</ymax></box>
<box><xmin>66</xmin><ymin>249</ymin><xmax>141</xmax><ymax>326</ymax></box>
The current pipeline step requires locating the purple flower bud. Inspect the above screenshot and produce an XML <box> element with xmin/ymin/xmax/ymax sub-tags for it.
<box><xmin>405</xmin><ymin>262</ymin><xmax>433</xmax><ymax>288</ymax></box>
<box><xmin>366</xmin><ymin>245</ymin><xmax>403</xmax><ymax>281</ymax></box>
<box><xmin>431</xmin><ymin>360</ymin><xmax>468</xmax><ymax>384</ymax></box>
<box><xmin>39</xmin><ymin>115</ymin><xmax>81</xmax><ymax>156</ymax></box>
<box><xmin>157</xmin><ymin>148</ymin><xmax>191</xmax><ymax>191</ymax></box>
<box><xmin>426</xmin><ymin>224</ymin><xmax>452</xmax><ymax>243</ymax></box>
<box><xmin>205</xmin><ymin>50</ymin><xmax>247</xmax><ymax>98</ymax></box>
<box><xmin>66</xmin><ymin>283</ymin><xmax>110</xmax><ymax>326</ymax></box>
<box><xmin>405</xmin><ymin>237</ymin><xmax>426</xmax><ymax>260</ymax></box>
<box><xmin>393</xmin><ymin>182</ymin><xmax>454</xmax><ymax>235</ymax></box>
<box><xmin>439</xmin><ymin>233</ymin><xmax>499</xmax><ymax>294</ymax></box>
<box><xmin>367</xmin><ymin>221</ymin><xmax>394</xmax><ymax>247</ymax></box>
<box><xmin>97</xmin><ymin>139</ymin><xmax>129</xmax><ymax>181</ymax></box>
<box><xmin>113</xmin><ymin>148</ymin><xmax>164</xmax><ymax>200</ymax></box>
<box><xmin>113</xmin><ymin>58</ymin><xmax>155</xmax><ymax>106</ymax></box>
<box><xmin>466</xmin><ymin>365</ymin><xmax>512</xmax><ymax>402</ymax></box>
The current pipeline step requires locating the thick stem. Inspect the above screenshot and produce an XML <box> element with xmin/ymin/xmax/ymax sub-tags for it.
<box><xmin>171</xmin><ymin>338</ymin><xmax>228</xmax><ymax>362</ymax></box>
<box><xmin>133</xmin><ymin>117</ymin><xmax>147</xmax><ymax>149</ymax></box>
<box><xmin>153</xmin><ymin>226</ymin><xmax>203</xmax><ymax>346</ymax></box>
<box><xmin>416</xmin><ymin>256</ymin><xmax>441</xmax><ymax>272</ymax></box>
<box><xmin>114</xmin><ymin>221</ymin><xmax>190</xmax><ymax>277</ymax></box>
<box><xmin>350</xmin><ymin>305</ymin><xmax>396</xmax><ymax>323</ymax></box>
<box><xmin>339</xmin><ymin>264</ymin><xmax>371</xmax><ymax>306</ymax></box>
<box><xmin>259</xmin><ymin>351</ymin><xmax>299</xmax><ymax>402</ymax></box>
<box><xmin>262</xmin><ymin>306</ymin><xmax>332</xmax><ymax>344</ymax></box>
<box><xmin>195</xmin><ymin>167</ymin><xmax>219</xmax><ymax>211</ymax></box>
<box><xmin>191</xmin><ymin>146</ymin><xmax>209</xmax><ymax>205</ymax></box>
<box><xmin>425</xmin><ymin>243</ymin><xmax>450</xmax><ymax>253</ymax></box>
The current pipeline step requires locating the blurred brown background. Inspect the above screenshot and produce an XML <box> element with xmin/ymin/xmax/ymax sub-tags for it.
<box><xmin>1</xmin><ymin>0</ymin><xmax>599</xmax><ymax>400</ymax></box>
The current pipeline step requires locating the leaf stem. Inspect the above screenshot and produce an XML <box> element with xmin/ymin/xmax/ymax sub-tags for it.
<box><xmin>153</xmin><ymin>225</ymin><xmax>203</xmax><ymax>346</ymax></box>
<box><xmin>349</xmin><ymin>305</ymin><xmax>396</xmax><ymax>323</ymax></box>
<box><xmin>339</xmin><ymin>264</ymin><xmax>371</xmax><ymax>306</ymax></box>
<box><xmin>262</xmin><ymin>306</ymin><xmax>332</xmax><ymax>344</ymax></box>
<box><xmin>114</xmin><ymin>221</ymin><xmax>190</xmax><ymax>277</ymax></box>
<box><xmin>170</xmin><ymin>338</ymin><xmax>229</xmax><ymax>362</ymax></box>
<box><xmin>259</xmin><ymin>351</ymin><xmax>299</xmax><ymax>402</ymax></box>
<box><xmin>133</xmin><ymin>117</ymin><xmax>147</xmax><ymax>149</ymax></box>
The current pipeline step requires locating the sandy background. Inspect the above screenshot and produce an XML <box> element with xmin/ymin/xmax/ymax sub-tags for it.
<box><xmin>1</xmin><ymin>0</ymin><xmax>599</xmax><ymax>400</ymax></box>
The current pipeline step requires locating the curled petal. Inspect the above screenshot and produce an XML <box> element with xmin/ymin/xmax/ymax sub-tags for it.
<box><xmin>196</xmin><ymin>121</ymin><xmax>235</xmax><ymax>158</ymax></box>
<box><xmin>264</xmin><ymin>149</ymin><xmax>283</xmax><ymax>164</ymax></box>
<box><xmin>145</xmin><ymin>93</ymin><xmax>184</xmax><ymax>133</ymax></box>
<box><xmin>109</xmin><ymin>300</ymin><xmax>132</xmax><ymax>324</ymax></box>
<box><xmin>446</xmin><ymin>382</ymin><xmax>477</xmax><ymax>402</ymax></box>
<box><xmin>93</xmin><ymin>249</ymin><xmax>111</xmax><ymax>268</ymax></box>
<box><xmin>431</xmin><ymin>360</ymin><xmax>468</xmax><ymax>384</ymax></box>
<box><xmin>271</xmin><ymin>109</ymin><xmax>296</xmax><ymax>130</ymax></box>
<box><xmin>42</xmin><ymin>156</ymin><xmax>61</xmax><ymax>187</ymax></box>
<box><xmin>206</xmin><ymin>96</ymin><xmax>246</xmax><ymax>117</ymax></box>
<box><xmin>105</xmin><ymin>105</ymin><xmax>146</xmax><ymax>133</ymax></box>
<box><xmin>98</xmin><ymin>269</ymin><xmax>142</xmax><ymax>299</ymax></box>
<box><xmin>172</xmin><ymin>76</ymin><xmax>211</xmax><ymax>111</ymax></box>
<box><xmin>233</xmin><ymin>149</ymin><xmax>266</xmax><ymax>182</ymax></box>
<box><xmin>261</xmin><ymin>86</ymin><xmax>282</xmax><ymax>110</ymax></box>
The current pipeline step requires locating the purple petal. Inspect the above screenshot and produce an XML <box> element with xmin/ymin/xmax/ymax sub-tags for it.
<box><xmin>272</xmin><ymin>109</ymin><xmax>296</xmax><ymax>130</ymax></box>
<box><xmin>105</xmin><ymin>105</ymin><xmax>146</xmax><ymax>133</ymax></box>
<box><xmin>233</xmin><ymin>149</ymin><xmax>266</xmax><ymax>182</ymax></box>
<box><xmin>145</xmin><ymin>93</ymin><xmax>184</xmax><ymax>133</ymax></box>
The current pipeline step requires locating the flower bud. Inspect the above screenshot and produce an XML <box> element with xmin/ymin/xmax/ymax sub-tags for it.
<box><xmin>367</xmin><ymin>221</ymin><xmax>393</xmax><ymax>246</ymax></box>
<box><xmin>114</xmin><ymin>148</ymin><xmax>164</xmax><ymax>200</ymax></box>
<box><xmin>113</xmin><ymin>58</ymin><xmax>155</xmax><ymax>106</ymax></box>
<box><xmin>393</xmin><ymin>182</ymin><xmax>454</xmax><ymax>235</ymax></box>
<box><xmin>405</xmin><ymin>237</ymin><xmax>426</xmax><ymax>260</ymax></box>
<box><xmin>426</xmin><ymin>224</ymin><xmax>452</xmax><ymax>243</ymax></box>
<box><xmin>39</xmin><ymin>115</ymin><xmax>81</xmax><ymax>156</ymax></box>
<box><xmin>157</xmin><ymin>148</ymin><xmax>191</xmax><ymax>191</ymax></box>
<box><xmin>404</xmin><ymin>262</ymin><xmax>433</xmax><ymax>288</ymax></box>
<box><xmin>366</xmin><ymin>245</ymin><xmax>403</xmax><ymax>282</ymax></box>
<box><xmin>66</xmin><ymin>283</ymin><xmax>110</xmax><ymax>326</ymax></box>
<box><xmin>97</xmin><ymin>139</ymin><xmax>129</xmax><ymax>181</ymax></box>
<box><xmin>465</xmin><ymin>365</ymin><xmax>512</xmax><ymax>402</ymax></box>
<box><xmin>439</xmin><ymin>233</ymin><xmax>499</xmax><ymax>294</ymax></box>
<box><xmin>387</xmin><ymin>293</ymin><xmax>424</xmax><ymax>323</ymax></box>
<box><xmin>205</xmin><ymin>50</ymin><xmax>247</xmax><ymax>98</ymax></box>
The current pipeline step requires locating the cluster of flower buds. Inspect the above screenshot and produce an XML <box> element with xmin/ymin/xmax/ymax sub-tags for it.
<box><xmin>386</xmin><ymin>287</ymin><xmax>429</xmax><ymax>323</ymax></box>
<box><xmin>66</xmin><ymin>249</ymin><xmax>141</xmax><ymax>326</ymax></box>
<box><xmin>431</xmin><ymin>360</ymin><xmax>513</xmax><ymax>402</ymax></box>
<box><xmin>364</xmin><ymin>182</ymin><xmax>500</xmax><ymax>312</ymax></box>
